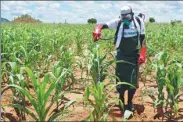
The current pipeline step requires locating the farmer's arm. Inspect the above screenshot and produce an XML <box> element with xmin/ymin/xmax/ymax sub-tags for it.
<box><xmin>98</xmin><ymin>19</ymin><xmax>120</xmax><ymax>30</ymax></box>
<box><xmin>105</xmin><ymin>19</ymin><xmax>120</xmax><ymax>29</ymax></box>
<box><xmin>138</xmin><ymin>18</ymin><xmax>146</xmax><ymax>64</ymax></box>
<box><xmin>137</xmin><ymin>18</ymin><xmax>146</xmax><ymax>87</ymax></box>
<box><xmin>93</xmin><ymin>19</ymin><xmax>120</xmax><ymax>42</ymax></box>
<box><xmin>101</xmin><ymin>24</ymin><xmax>109</xmax><ymax>29</ymax></box>
<box><xmin>140</xmin><ymin>34</ymin><xmax>146</xmax><ymax>47</ymax></box>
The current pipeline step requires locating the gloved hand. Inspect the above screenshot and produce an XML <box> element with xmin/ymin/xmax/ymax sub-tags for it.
<box><xmin>92</xmin><ymin>24</ymin><xmax>103</xmax><ymax>42</ymax></box>
<box><xmin>138</xmin><ymin>47</ymin><xmax>146</xmax><ymax>64</ymax></box>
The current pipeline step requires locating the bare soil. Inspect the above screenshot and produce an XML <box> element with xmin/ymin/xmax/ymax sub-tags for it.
<box><xmin>1</xmin><ymin>66</ymin><xmax>183</xmax><ymax>121</ymax></box>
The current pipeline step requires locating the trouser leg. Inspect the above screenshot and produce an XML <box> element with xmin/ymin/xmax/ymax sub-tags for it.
<box><xmin>115</xmin><ymin>53</ymin><xmax>138</xmax><ymax>111</ymax></box>
<box><xmin>128</xmin><ymin>89</ymin><xmax>136</xmax><ymax>103</ymax></box>
<box><xmin>115</xmin><ymin>64</ymin><xmax>137</xmax><ymax>111</ymax></box>
<box><xmin>116</xmin><ymin>84</ymin><xmax>127</xmax><ymax>111</ymax></box>
<box><xmin>127</xmin><ymin>89</ymin><xmax>136</xmax><ymax>111</ymax></box>
<box><xmin>117</xmin><ymin>85</ymin><xmax>126</xmax><ymax>103</ymax></box>
<box><xmin>116</xmin><ymin>63</ymin><xmax>126</xmax><ymax>111</ymax></box>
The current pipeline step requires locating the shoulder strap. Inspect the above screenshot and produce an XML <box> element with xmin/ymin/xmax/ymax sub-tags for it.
<box><xmin>114</xmin><ymin>17</ymin><xmax>141</xmax><ymax>45</ymax></box>
<box><xmin>135</xmin><ymin>16</ymin><xmax>141</xmax><ymax>30</ymax></box>
<box><xmin>133</xmin><ymin>16</ymin><xmax>142</xmax><ymax>48</ymax></box>
<box><xmin>114</xmin><ymin>20</ymin><xmax>122</xmax><ymax>44</ymax></box>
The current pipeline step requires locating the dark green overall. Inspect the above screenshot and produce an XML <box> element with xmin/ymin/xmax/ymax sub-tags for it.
<box><xmin>115</xmin><ymin>22</ymin><xmax>140</xmax><ymax>101</ymax></box>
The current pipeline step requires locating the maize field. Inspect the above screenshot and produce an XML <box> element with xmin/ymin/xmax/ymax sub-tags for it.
<box><xmin>1</xmin><ymin>23</ymin><xmax>183</xmax><ymax>121</ymax></box>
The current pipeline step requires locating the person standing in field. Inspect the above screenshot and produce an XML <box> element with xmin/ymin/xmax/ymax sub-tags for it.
<box><xmin>92</xmin><ymin>6</ymin><xmax>146</xmax><ymax>112</ymax></box>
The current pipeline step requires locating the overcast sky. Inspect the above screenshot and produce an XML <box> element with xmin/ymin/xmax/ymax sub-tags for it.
<box><xmin>1</xmin><ymin>1</ymin><xmax>183</xmax><ymax>23</ymax></box>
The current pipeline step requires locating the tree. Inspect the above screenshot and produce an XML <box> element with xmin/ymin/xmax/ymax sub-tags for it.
<box><xmin>149</xmin><ymin>17</ymin><xmax>155</xmax><ymax>23</ymax></box>
<box><xmin>87</xmin><ymin>18</ymin><xmax>97</xmax><ymax>24</ymax></box>
<box><xmin>171</xmin><ymin>19</ymin><xmax>182</xmax><ymax>26</ymax></box>
<box><xmin>21</xmin><ymin>14</ymin><xmax>31</xmax><ymax>18</ymax></box>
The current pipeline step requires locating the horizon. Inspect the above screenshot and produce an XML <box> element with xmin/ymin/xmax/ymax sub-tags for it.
<box><xmin>1</xmin><ymin>1</ymin><xmax>183</xmax><ymax>24</ymax></box>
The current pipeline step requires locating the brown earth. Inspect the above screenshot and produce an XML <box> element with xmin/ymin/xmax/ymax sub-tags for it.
<box><xmin>1</xmin><ymin>65</ymin><xmax>183</xmax><ymax>121</ymax></box>
<box><xmin>58</xmin><ymin>81</ymin><xmax>183</xmax><ymax>121</ymax></box>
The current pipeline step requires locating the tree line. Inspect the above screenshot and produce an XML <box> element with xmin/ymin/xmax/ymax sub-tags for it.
<box><xmin>87</xmin><ymin>17</ymin><xmax>182</xmax><ymax>24</ymax></box>
<box><xmin>3</xmin><ymin>14</ymin><xmax>182</xmax><ymax>24</ymax></box>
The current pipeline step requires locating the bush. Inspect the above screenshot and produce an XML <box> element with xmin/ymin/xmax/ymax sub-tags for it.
<box><xmin>149</xmin><ymin>17</ymin><xmax>155</xmax><ymax>23</ymax></box>
<box><xmin>171</xmin><ymin>20</ymin><xmax>182</xmax><ymax>26</ymax></box>
<box><xmin>87</xmin><ymin>18</ymin><xmax>97</xmax><ymax>24</ymax></box>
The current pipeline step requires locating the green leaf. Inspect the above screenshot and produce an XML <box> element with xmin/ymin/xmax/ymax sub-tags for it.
<box><xmin>175</xmin><ymin>92</ymin><xmax>183</xmax><ymax>100</ymax></box>
<box><xmin>84</xmin><ymin>87</ymin><xmax>90</xmax><ymax>101</ymax></box>
<box><xmin>20</xmin><ymin>45</ymin><xmax>29</xmax><ymax>62</ymax></box>
<box><xmin>20</xmin><ymin>67</ymin><xmax>38</xmax><ymax>89</ymax></box>
<box><xmin>44</xmin><ymin>82</ymin><xmax>56</xmax><ymax>108</ymax></box>
<box><xmin>64</xmin><ymin>100</ymin><xmax>76</xmax><ymax>109</ymax></box>
<box><xmin>48</xmin><ymin>100</ymin><xmax>76</xmax><ymax>121</ymax></box>
<box><xmin>7</xmin><ymin>84</ymin><xmax>39</xmax><ymax>115</ymax></box>
<box><xmin>3</xmin><ymin>103</ymin><xmax>39</xmax><ymax>121</ymax></box>
<box><xmin>89</xmin><ymin>112</ymin><xmax>94</xmax><ymax>121</ymax></box>
<box><xmin>3</xmin><ymin>62</ymin><xmax>17</xmax><ymax>73</ymax></box>
<box><xmin>82</xmin><ymin>115</ymin><xmax>90</xmax><ymax>122</ymax></box>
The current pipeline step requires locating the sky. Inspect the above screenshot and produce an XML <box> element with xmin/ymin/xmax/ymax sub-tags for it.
<box><xmin>1</xmin><ymin>1</ymin><xmax>183</xmax><ymax>24</ymax></box>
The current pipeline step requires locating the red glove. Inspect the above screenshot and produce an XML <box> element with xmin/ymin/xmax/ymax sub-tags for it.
<box><xmin>92</xmin><ymin>25</ymin><xmax>103</xmax><ymax>42</ymax></box>
<box><xmin>138</xmin><ymin>47</ymin><xmax>146</xmax><ymax>64</ymax></box>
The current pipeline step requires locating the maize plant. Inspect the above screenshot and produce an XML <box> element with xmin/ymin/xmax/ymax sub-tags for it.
<box><xmin>153</xmin><ymin>51</ymin><xmax>183</xmax><ymax>120</ymax></box>
<box><xmin>87</xmin><ymin>43</ymin><xmax>115</xmax><ymax>85</ymax></box>
<box><xmin>165</xmin><ymin>61</ymin><xmax>183</xmax><ymax>118</ymax></box>
<box><xmin>50</xmin><ymin>61</ymin><xmax>78</xmax><ymax>109</ymax></box>
<box><xmin>84</xmin><ymin>42</ymin><xmax>135</xmax><ymax>121</ymax></box>
<box><xmin>83</xmin><ymin>81</ymin><xmax>134</xmax><ymax>121</ymax></box>
<box><xmin>75</xmin><ymin>57</ymin><xmax>87</xmax><ymax>80</ymax></box>
<box><xmin>2</xmin><ymin>67</ymin><xmax>76</xmax><ymax>121</ymax></box>
<box><xmin>153</xmin><ymin>51</ymin><xmax>169</xmax><ymax>107</ymax></box>
<box><xmin>1</xmin><ymin>62</ymin><xmax>31</xmax><ymax>120</ymax></box>
<box><xmin>1</xmin><ymin>22</ymin><xmax>183</xmax><ymax>121</ymax></box>
<box><xmin>75</xmin><ymin>31</ymin><xmax>85</xmax><ymax>56</ymax></box>
<box><xmin>57</xmin><ymin>46</ymin><xmax>75</xmax><ymax>89</ymax></box>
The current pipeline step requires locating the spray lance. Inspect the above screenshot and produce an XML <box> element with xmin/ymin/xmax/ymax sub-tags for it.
<box><xmin>92</xmin><ymin>25</ymin><xmax>114</xmax><ymax>83</ymax></box>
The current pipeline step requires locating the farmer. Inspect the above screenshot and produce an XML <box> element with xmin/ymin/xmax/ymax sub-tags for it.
<box><xmin>92</xmin><ymin>6</ymin><xmax>146</xmax><ymax>112</ymax></box>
